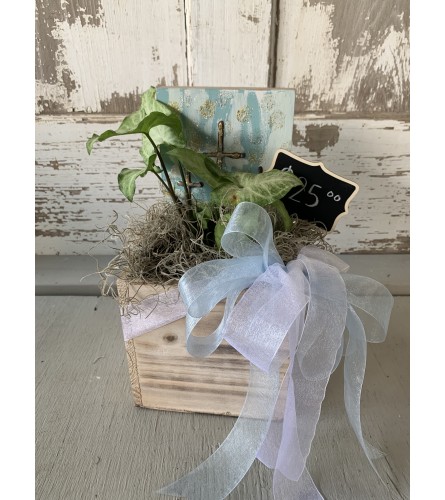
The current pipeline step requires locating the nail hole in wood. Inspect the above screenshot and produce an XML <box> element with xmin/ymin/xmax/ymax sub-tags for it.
<box><xmin>163</xmin><ymin>334</ymin><xmax>177</xmax><ymax>343</ymax></box>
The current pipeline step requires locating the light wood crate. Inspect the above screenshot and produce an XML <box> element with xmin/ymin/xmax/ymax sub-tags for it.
<box><xmin>118</xmin><ymin>280</ymin><xmax>252</xmax><ymax>416</ymax></box>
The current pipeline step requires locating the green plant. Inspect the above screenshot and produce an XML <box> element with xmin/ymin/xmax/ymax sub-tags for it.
<box><xmin>86</xmin><ymin>87</ymin><xmax>302</xmax><ymax>245</ymax></box>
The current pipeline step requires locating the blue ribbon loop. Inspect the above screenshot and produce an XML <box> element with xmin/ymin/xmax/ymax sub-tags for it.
<box><xmin>159</xmin><ymin>202</ymin><xmax>394</xmax><ymax>500</ymax></box>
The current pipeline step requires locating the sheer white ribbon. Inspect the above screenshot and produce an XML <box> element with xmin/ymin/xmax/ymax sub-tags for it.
<box><xmin>146</xmin><ymin>202</ymin><xmax>393</xmax><ymax>499</ymax></box>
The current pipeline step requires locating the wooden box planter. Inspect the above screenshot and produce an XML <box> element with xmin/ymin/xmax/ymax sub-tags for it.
<box><xmin>118</xmin><ymin>280</ymin><xmax>251</xmax><ymax>417</ymax></box>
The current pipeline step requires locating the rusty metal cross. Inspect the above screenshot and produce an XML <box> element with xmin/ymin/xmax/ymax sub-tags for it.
<box><xmin>204</xmin><ymin>120</ymin><xmax>245</xmax><ymax>168</ymax></box>
<box><xmin>178</xmin><ymin>120</ymin><xmax>246</xmax><ymax>189</ymax></box>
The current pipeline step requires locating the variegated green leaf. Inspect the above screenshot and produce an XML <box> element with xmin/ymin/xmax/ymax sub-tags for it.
<box><xmin>117</xmin><ymin>154</ymin><xmax>156</xmax><ymax>201</ymax></box>
<box><xmin>211</xmin><ymin>170</ymin><xmax>302</xmax><ymax>207</ymax></box>
<box><xmin>87</xmin><ymin>112</ymin><xmax>183</xmax><ymax>154</ymax></box>
<box><xmin>139</xmin><ymin>87</ymin><xmax>185</xmax><ymax>157</ymax></box>
<box><xmin>87</xmin><ymin>108</ymin><xmax>145</xmax><ymax>154</ymax></box>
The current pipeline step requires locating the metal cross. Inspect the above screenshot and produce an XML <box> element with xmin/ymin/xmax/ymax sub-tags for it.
<box><xmin>178</xmin><ymin>120</ymin><xmax>246</xmax><ymax>189</ymax></box>
<box><xmin>204</xmin><ymin>120</ymin><xmax>246</xmax><ymax>168</ymax></box>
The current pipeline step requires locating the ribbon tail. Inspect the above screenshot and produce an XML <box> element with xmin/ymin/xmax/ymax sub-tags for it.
<box><xmin>344</xmin><ymin>306</ymin><xmax>385</xmax><ymax>475</ymax></box>
<box><xmin>259</xmin><ymin>255</ymin><xmax>348</xmax><ymax>499</ymax></box>
<box><xmin>332</xmin><ymin>332</ymin><xmax>345</xmax><ymax>373</ymax></box>
<box><xmin>158</xmin><ymin>364</ymin><xmax>281</xmax><ymax>500</ymax></box>
<box><xmin>273</xmin><ymin>468</ymin><xmax>324</xmax><ymax>500</ymax></box>
<box><xmin>257</xmin><ymin>310</ymin><xmax>305</xmax><ymax>471</ymax></box>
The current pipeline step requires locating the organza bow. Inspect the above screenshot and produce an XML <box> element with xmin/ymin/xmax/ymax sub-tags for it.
<box><xmin>159</xmin><ymin>202</ymin><xmax>394</xmax><ymax>499</ymax></box>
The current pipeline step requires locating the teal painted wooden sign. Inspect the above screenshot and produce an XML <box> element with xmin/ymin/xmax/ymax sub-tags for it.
<box><xmin>156</xmin><ymin>87</ymin><xmax>295</xmax><ymax>200</ymax></box>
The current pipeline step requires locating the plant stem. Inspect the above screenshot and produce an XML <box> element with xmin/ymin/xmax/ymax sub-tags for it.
<box><xmin>152</xmin><ymin>170</ymin><xmax>170</xmax><ymax>193</ymax></box>
<box><xmin>145</xmin><ymin>133</ymin><xmax>180</xmax><ymax>204</ymax></box>
<box><xmin>178</xmin><ymin>161</ymin><xmax>192</xmax><ymax>209</ymax></box>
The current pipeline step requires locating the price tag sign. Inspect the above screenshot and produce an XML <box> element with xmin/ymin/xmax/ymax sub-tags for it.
<box><xmin>271</xmin><ymin>149</ymin><xmax>359</xmax><ymax>231</ymax></box>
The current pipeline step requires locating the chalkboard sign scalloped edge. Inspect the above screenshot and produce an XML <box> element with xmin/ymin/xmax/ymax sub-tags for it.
<box><xmin>269</xmin><ymin>149</ymin><xmax>360</xmax><ymax>232</ymax></box>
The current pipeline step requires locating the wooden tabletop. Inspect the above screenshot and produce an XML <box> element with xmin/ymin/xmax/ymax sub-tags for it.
<box><xmin>36</xmin><ymin>295</ymin><xmax>409</xmax><ymax>499</ymax></box>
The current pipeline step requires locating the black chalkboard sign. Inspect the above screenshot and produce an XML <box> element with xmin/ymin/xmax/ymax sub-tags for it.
<box><xmin>272</xmin><ymin>149</ymin><xmax>359</xmax><ymax>231</ymax></box>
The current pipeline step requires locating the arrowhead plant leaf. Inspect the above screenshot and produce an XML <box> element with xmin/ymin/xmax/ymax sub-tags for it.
<box><xmin>210</xmin><ymin>170</ymin><xmax>302</xmax><ymax>207</ymax></box>
<box><xmin>139</xmin><ymin>87</ymin><xmax>186</xmax><ymax>160</ymax></box>
<box><xmin>86</xmin><ymin>111</ymin><xmax>183</xmax><ymax>154</ymax></box>
<box><xmin>117</xmin><ymin>154</ymin><xmax>156</xmax><ymax>201</ymax></box>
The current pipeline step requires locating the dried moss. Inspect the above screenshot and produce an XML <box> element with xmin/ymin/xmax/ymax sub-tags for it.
<box><xmin>96</xmin><ymin>201</ymin><xmax>330</xmax><ymax>309</ymax></box>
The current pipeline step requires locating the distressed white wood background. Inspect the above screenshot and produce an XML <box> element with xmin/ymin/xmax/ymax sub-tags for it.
<box><xmin>35</xmin><ymin>0</ymin><xmax>410</xmax><ymax>255</ymax></box>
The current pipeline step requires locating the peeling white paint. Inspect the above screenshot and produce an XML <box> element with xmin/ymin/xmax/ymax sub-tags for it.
<box><xmin>184</xmin><ymin>0</ymin><xmax>273</xmax><ymax>87</ymax></box>
<box><xmin>276</xmin><ymin>1</ymin><xmax>338</xmax><ymax>105</ymax></box>
<box><xmin>36</xmin><ymin>0</ymin><xmax>187</xmax><ymax>113</ymax></box>
<box><xmin>36</xmin><ymin>0</ymin><xmax>409</xmax><ymax>113</ymax></box>
<box><xmin>276</xmin><ymin>0</ymin><xmax>410</xmax><ymax>112</ymax></box>
<box><xmin>36</xmin><ymin>80</ymin><xmax>68</xmax><ymax>112</ymax></box>
<box><xmin>373</xmin><ymin>26</ymin><xmax>410</xmax><ymax>93</ymax></box>
<box><xmin>329</xmin><ymin>26</ymin><xmax>410</xmax><ymax>111</ymax></box>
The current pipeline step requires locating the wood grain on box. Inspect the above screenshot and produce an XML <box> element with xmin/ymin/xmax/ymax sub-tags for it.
<box><xmin>117</xmin><ymin>280</ymin><xmax>290</xmax><ymax>416</ymax></box>
<box><xmin>118</xmin><ymin>280</ymin><xmax>252</xmax><ymax>416</ymax></box>
<box><xmin>128</xmin><ymin>313</ymin><xmax>250</xmax><ymax>416</ymax></box>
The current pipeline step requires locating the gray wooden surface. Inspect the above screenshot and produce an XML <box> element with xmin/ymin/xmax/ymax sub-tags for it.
<box><xmin>36</xmin><ymin>295</ymin><xmax>409</xmax><ymax>499</ymax></box>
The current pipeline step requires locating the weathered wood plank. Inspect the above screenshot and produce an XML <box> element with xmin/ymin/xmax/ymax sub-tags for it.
<box><xmin>35</xmin><ymin>114</ymin><xmax>409</xmax><ymax>255</ymax></box>
<box><xmin>275</xmin><ymin>0</ymin><xmax>410</xmax><ymax>113</ymax></box>
<box><xmin>184</xmin><ymin>0</ymin><xmax>274</xmax><ymax>87</ymax></box>
<box><xmin>36</xmin><ymin>295</ymin><xmax>409</xmax><ymax>499</ymax></box>
<box><xmin>35</xmin><ymin>114</ymin><xmax>161</xmax><ymax>254</ymax></box>
<box><xmin>291</xmin><ymin>117</ymin><xmax>410</xmax><ymax>253</ymax></box>
<box><xmin>35</xmin><ymin>0</ymin><xmax>275</xmax><ymax>113</ymax></box>
<box><xmin>35</xmin><ymin>0</ymin><xmax>188</xmax><ymax>114</ymax></box>
<box><xmin>35</xmin><ymin>1</ymin><xmax>409</xmax><ymax>114</ymax></box>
